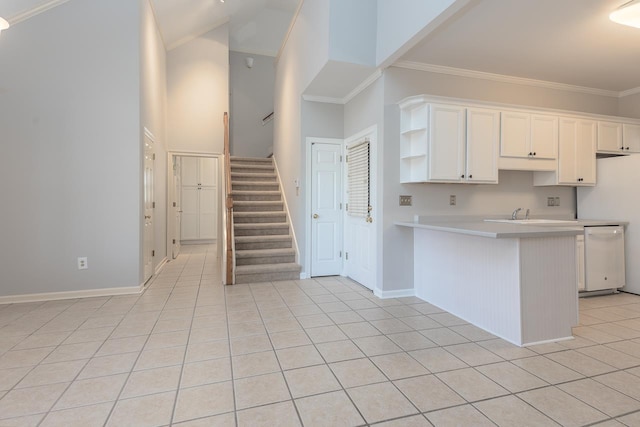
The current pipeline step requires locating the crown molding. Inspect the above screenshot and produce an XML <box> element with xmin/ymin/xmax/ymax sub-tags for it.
<box><xmin>303</xmin><ymin>69</ymin><xmax>383</xmax><ymax>105</ymax></box>
<box><xmin>230</xmin><ymin>47</ymin><xmax>277</xmax><ymax>58</ymax></box>
<box><xmin>393</xmin><ymin>61</ymin><xmax>622</xmax><ymax>99</ymax></box>
<box><xmin>620</xmin><ymin>86</ymin><xmax>640</xmax><ymax>98</ymax></box>
<box><xmin>343</xmin><ymin>69</ymin><xmax>383</xmax><ymax>104</ymax></box>
<box><xmin>166</xmin><ymin>17</ymin><xmax>230</xmax><ymax>51</ymax></box>
<box><xmin>7</xmin><ymin>0</ymin><xmax>71</xmax><ymax>25</ymax></box>
<box><xmin>302</xmin><ymin>94</ymin><xmax>344</xmax><ymax>104</ymax></box>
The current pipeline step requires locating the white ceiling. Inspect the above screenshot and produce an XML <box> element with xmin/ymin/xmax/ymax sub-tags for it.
<box><xmin>0</xmin><ymin>0</ymin><xmax>299</xmax><ymax>55</ymax></box>
<box><xmin>400</xmin><ymin>0</ymin><xmax>640</xmax><ymax>94</ymax></box>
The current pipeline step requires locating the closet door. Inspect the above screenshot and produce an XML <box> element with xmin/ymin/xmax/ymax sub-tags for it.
<box><xmin>199</xmin><ymin>187</ymin><xmax>217</xmax><ymax>239</ymax></box>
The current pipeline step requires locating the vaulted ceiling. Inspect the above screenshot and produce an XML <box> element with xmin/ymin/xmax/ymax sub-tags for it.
<box><xmin>0</xmin><ymin>0</ymin><xmax>299</xmax><ymax>55</ymax></box>
<box><xmin>399</xmin><ymin>0</ymin><xmax>640</xmax><ymax>94</ymax></box>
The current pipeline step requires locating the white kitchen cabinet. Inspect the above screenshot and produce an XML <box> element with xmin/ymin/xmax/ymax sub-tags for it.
<box><xmin>427</xmin><ymin>104</ymin><xmax>466</xmax><ymax>182</ymax></box>
<box><xmin>181</xmin><ymin>157</ymin><xmax>218</xmax><ymax>241</ymax></box>
<box><xmin>465</xmin><ymin>108</ymin><xmax>500</xmax><ymax>183</ymax></box>
<box><xmin>623</xmin><ymin>123</ymin><xmax>640</xmax><ymax>153</ymax></box>
<box><xmin>535</xmin><ymin>117</ymin><xmax>596</xmax><ymax>186</ymax></box>
<box><xmin>576</xmin><ymin>234</ymin><xmax>585</xmax><ymax>292</ymax></box>
<box><xmin>398</xmin><ymin>99</ymin><xmax>498</xmax><ymax>184</ymax></box>
<box><xmin>500</xmin><ymin>112</ymin><xmax>557</xmax><ymax>159</ymax></box>
<box><xmin>597</xmin><ymin>121</ymin><xmax>623</xmax><ymax>153</ymax></box>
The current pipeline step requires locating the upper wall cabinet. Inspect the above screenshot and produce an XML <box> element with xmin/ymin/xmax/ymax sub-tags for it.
<box><xmin>623</xmin><ymin>124</ymin><xmax>640</xmax><ymax>153</ymax></box>
<box><xmin>597</xmin><ymin>121</ymin><xmax>623</xmax><ymax>153</ymax></box>
<box><xmin>500</xmin><ymin>112</ymin><xmax>558</xmax><ymax>159</ymax></box>
<box><xmin>534</xmin><ymin>118</ymin><xmax>596</xmax><ymax>187</ymax></box>
<box><xmin>399</xmin><ymin>98</ymin><xmax>498</xmax><ymax>184</ymax></box>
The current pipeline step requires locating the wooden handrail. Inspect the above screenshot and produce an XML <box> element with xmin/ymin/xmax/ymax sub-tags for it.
<box><xmin>224</xmin><ymin>112</ymin><xmax>234</xmax><ymax>285</ymax></box>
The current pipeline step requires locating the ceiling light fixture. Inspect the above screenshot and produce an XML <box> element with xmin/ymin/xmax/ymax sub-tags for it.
<box><xmin>0</xmin><ymin>17</ymin><xmax>9</xmax><ymax>34</ymax></box>
<box><xmin>610</xmin><ymin>0</ymin><xmax>640</xmax><ymax>28</ymax></box>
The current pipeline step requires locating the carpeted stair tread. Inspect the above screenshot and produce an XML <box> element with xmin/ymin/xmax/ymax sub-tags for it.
<box><xmin>230</xmin><ymin>156</ymin><xmax>273</xmax><ymax>163</ymax></box>
<box><xmin>236</xmin><ymin>263</ymin><xmax>301</xmax><ymax>273</ymax></box>
<box><xmin>235</xmin><ymin>235</ymin><xmax>291</xmax><ymax>243</ymax></box>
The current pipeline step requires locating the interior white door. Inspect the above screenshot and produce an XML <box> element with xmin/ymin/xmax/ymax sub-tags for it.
<box><xmin>345</xmin><ymin>135</ymin><xmax>376</xmax><ymax>290</ymax></box>
<box><xmin>172</xmin><ymin>156</ymin><xmax>182</xmax><ymax>259</ymax></box>
<box><xmin>181</xmin><ymin>186</ymin><xmax>199</xmax><ymax>240</ymax></box>
<box><xmin>199</xmin><ymin>187</ymin><xmax>217</xmax><ymax>239</ymax></box>
<box><xmin>143</xmin><ymin>135</ymin><xmax>154</xmax><ymax>283</ymax></box>
<box><xmin>311</xmin><ymin>143</ymin><xmax>343</xmax><ymax>277</ymax></box>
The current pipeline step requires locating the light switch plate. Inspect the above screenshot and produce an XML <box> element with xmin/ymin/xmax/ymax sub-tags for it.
<box><xmin>554</xmin><ymin>197</ymin><xmax>560</xmax><ymax>207</ymax></box>
<box><xmin>547</xmin><ymin>197</ymin><xmax>555</xmax><ymax>207</ymax></box>
<box><xmin>399</xmin><ymin>195</ymin><xmax>412</xmax><ymax>206</ymax></box>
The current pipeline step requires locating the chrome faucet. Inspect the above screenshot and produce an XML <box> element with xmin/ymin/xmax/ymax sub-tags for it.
<box><xmin>525</xmin><ymin>209</ymin><xmax>530</xmax><ymax>220</ymax></box>
<box><xmin>511</xmin><ymin>208</ymin><xmax>522</xmax><ymax>220</ymax></box>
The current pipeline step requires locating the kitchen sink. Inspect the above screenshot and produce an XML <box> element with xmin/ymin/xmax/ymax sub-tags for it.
<box><xmin>484</xmin><ymin>219</ymin><xmax>579</xmax><ymax>225</ymax></box>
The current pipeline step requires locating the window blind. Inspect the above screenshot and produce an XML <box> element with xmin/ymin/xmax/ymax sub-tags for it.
<box><xmin>347</xmin><ymin>139</ymin><xmax>370</xmax><ymax>218</ymax></box>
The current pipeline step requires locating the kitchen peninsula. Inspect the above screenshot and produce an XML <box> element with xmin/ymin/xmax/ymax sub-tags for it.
<box><xmin>396</xmin><ymin>219</ymin><xmax>585</xmax><ymax>346</ymax></box>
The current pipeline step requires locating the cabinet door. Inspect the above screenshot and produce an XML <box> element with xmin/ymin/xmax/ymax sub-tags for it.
<box><xmin>623</xmin><ymin>123</ymin><xmax>640</xmax><ymax>153</ymax></box>
<box><xmin>558</xmin><ymin>118</ymin><xmax>578</xmax><ymax>184</ymax></box>
<box><xmin>597</xmin><ymin>121</ymin><xmax>623</xmax><ymax>152</ymax></box>
<box><xmin>500</xmin><ymin>111</ymin><xmax>530</xmax><ymax>158</ymax></box>
<box><xmin>180</xmin><ymin>187</ymin><xmax>199</xmax><ymax>240</ymax></box>
<box><xmin>198</xmin><ymin>187</ymin><xmax>218</xmax><ymax>239</ymax></box>
<box><xmin>428</xmin><ymin>104</ymin><xmax>465</xmax><ymax>182</ymax></box>
<box><xmin>199</xmin><ymin>158</ymin><xmax>218</xmax><ymax>187</ymax></box>
<box><xmin>181</xmin><ymin>157</ymin><xmax>199</xmax><ymax>186</ymax></box>
<box><xmin>530</xmin><ymin>114</ymin><xmax>558</xmax><ymax>159</ymax></box>
<box><xmin>576</xmin><ymin>120</ymin><xmax>597</xmax><ymax>185</ymax></box>
<box><xmin>466</xmin><ymin>108</ymin><xmax>499</xmax><ymax>183</ymax></box>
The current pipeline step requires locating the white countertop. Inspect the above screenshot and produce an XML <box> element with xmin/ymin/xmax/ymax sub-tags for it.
<box><xmin>395</xmin><ymin>218</ymin><xmax>627</xmax><ymax>239</ymax></box>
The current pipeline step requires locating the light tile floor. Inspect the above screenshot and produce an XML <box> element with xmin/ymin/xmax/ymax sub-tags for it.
<box><xmin>1</xmin><ymin>244</ymin><xmax>640</xmax><ymax>426</ymax></box>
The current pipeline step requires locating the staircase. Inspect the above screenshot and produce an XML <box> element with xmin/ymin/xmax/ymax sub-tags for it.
<box><xmin>230</xmin><ymin>157</ymin><xmax>301</xmax><ymax>284</ymax></box>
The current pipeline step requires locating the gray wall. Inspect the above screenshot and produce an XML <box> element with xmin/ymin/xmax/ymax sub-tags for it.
<box><xmin>0</xmin><ymin>0</ymin><xmax>142</xmax><ymax>297</ymax></box>
<box><xmin>619</xmin><ymin>92</ymin><xmax>640</xmax><ymax>119</ymax></box>
<box><xmin>167</xmin><ymin>25</ymin><xmax>229</xmax><ymax>154</ymax></box>
<box><xmin>229</xmin><ymin>52</ymin><xmax>275</xmax><ymax>158</ymax></box>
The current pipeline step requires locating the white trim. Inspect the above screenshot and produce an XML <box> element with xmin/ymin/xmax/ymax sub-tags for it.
<box><xmin>0</xmin><ymin>285</ymin><xmax>143</xmax><ymax>305</ymax></box>
<box><xmin>522</xmin><ymin>335</ymin><xmax>574</xmax><ymax>348</ymax></box>
<box><xmin>393</xmin><ymin>61</ymin><xmax>622</xmax><ymax>98</ymax></box>
<box><xmin>154</xmin><ymin>256</ymin><xmax>168</xmax><ymax>275</ymax></box>
<box><xmin>302</xmin><ymin>95</ymin><xmax>344</xmax><ymax>105</ymax></box>
<box><xmin>305</xmin><ymin>137</ymin><xmax>344</xmax><ymax>279</ymax></box>
<box><xmin>272</xmin><ymin>156</ymin><xmax>301</xmax><ymax>268</ymax></box>
<box><xmin>144</xmin><ymin>127</ymin><xmax>156</xmax><ymax>142</ymax></box>
<box><xmin>230</xmin><ymin>48</ymin><xmax>277</xmax><ymax>58</ymax></box>
<box><xmin>620</xmin><ymin>86</ymin><xmax>640</xmax><ymax>98</ymax></box>
<box><xmin>303</xmin><ymin>69</ymin><xmax>383</xmax><ymax>105</ymax></box>
<box><xmin>373</xmin><ymin>288</ymin><xmax>416</xmax><ymax>299</ymax></box>
<box><xmin>275</xmin><ymin>0</ymin><xmax>305</xmax><ymax>65</ymax></box>
<box><xmin>166</xmin><ymin>17</ymin><xmax>230</xmax><ymax>51</ymax></box>
<box><xmin>343</xmin><ymin>69</ymin><xmax>383</xmax><ymax>104</ymax></box>
<box><xmin>7</xmin><ymin>0</ymin><xmax>71</xmax><ymax>25</ymax></box>
<box><xmin>300</xmin><ymin>272</ymin><xmax>310</xmax><ymax>280</ymax></box>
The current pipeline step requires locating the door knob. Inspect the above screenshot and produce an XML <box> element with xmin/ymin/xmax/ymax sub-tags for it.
<box><xmin>366</xmin><ymin>217</ymin><xmax>373</xmax><ymax>223</ymax></box>
<box><xmin>144</xmin><ymin>215</ymin><xmax>151</xmax><ymax>219</ymax></box>
<box><xmin>313</xmin><ymin>214</ymin><xmax>319</xmax><ymax>219</ymax></box>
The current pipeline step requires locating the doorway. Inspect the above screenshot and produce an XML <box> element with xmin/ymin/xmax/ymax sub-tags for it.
<box><xmin>143</xmin><ymin>133</ymin><xmax>155</xmax><ymax>283</ymax></box>
<box><xmin>168</xmin><ymin>153</ymin><xmax>222</xmax><ymax>260</ymax></box>
<box><xmin>309</xmin><ymin>140</ymin><xmax>344</xmax><ymax>277</ymax></box>
<box><xmin>343</xmin><ymin>126</ymin><xmax>378</xmax><ymax>292</ymax></box>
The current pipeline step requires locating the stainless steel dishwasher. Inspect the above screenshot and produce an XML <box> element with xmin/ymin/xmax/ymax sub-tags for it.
<box><xmin>584</xmin><ymin>226</ymin><xmax>626</xmax><ymax>292</ymax></box>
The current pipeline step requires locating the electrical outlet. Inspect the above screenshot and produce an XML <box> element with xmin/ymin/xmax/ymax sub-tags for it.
<box><xmin>77</xmin><ymin>257</ymin><xmax>88</xmax><ymax>270</ymax></box>
<box><xmin>547</xmin><ymin>197</ymin><xmax>555</xmax><ymax>207</ymax></box>
<box><xmin>399</xmin><ymin>195</ymin><xmax>412</xmax><ymax>206</ymax></box>
<box><xmin>449</xmin><ymin>195</ymin><xmax>456</xmax><ymax>206</ymax></box>
<box><xmin>554</xmin><ymin>197</ymin><xmax>560</xmax><ymax>207</ymax></box>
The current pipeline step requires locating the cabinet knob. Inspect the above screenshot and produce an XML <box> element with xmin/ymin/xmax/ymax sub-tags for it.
<box><xmin>469</xmin><ymin>174</ymin><xmax>473</xmax><ymax>179</ymax></box>
<box><xmin>626</xmin><ymin>147</ymin><xmax>630</xmax><ymax>150</ymax></box>
<box><xmin>529</xmin><ymin>152</ymin><xmax>532</xmax><ymax>156</ymax></box>
<box><xmin>461</xmin><ymin>174</ymin><xmax>465</xmax><ymax>178</ymax></box>
<box><xmin>621</xmin><ymin>147</ymin><xmax>625</xmax><ymax>150</ymax></box>
<box><xmin>533</xmin><ymin>152</ymin><xmax>536</xmax><ymax>156</ymax></box>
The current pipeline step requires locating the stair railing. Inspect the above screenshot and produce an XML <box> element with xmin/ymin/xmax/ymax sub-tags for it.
<box><xmin>223</xmin><ymin>112</ymin><xmax>235</xmax><ymax>285</ymax></box>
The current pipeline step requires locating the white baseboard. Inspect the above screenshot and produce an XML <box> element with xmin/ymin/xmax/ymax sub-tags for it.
<box><xmin>300</xmin><ymin>272</ymin><xmax>310</xmax><ymax>280</ymax></box>
<box><xmin>374</xmin><ymin>288</ymin><xmax>416</xmax><ymax>299</ymax></box>
<box><xmin>0</xmin><ymin>285</ymin><xmax>143</xmax><ymax>305</ymax></box>
<box><xmin>155</xmin><ymin>257</ymin><xmax>168</xmax><ymax>275</ymax></box>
